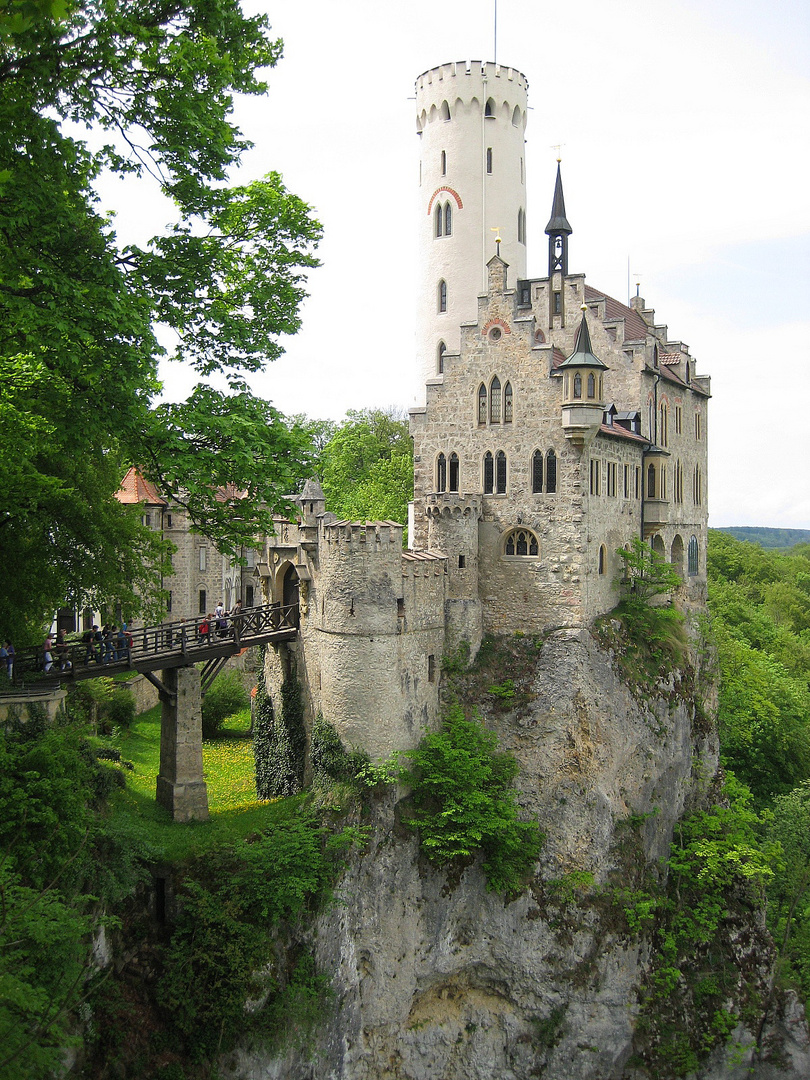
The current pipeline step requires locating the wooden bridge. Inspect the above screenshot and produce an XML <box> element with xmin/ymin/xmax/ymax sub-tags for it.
<box><xmin>11</xmin><ymin>604</ymin><xmax>298</xmax><ymax>823</ymax></box>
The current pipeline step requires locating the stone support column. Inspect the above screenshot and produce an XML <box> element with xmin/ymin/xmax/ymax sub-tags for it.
<box><xmin>155</xmin><ymin>666</ymin><xmax>209</xmax><ymax>822</ymax></box>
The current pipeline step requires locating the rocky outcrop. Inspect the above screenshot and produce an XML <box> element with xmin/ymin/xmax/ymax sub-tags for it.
<box><xmin>228</xmin><ymin>630</ymin><xmax>810</xmax><ymax>1080</ymax></box>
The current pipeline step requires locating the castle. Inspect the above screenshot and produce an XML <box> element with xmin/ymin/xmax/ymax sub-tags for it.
<box><xmin>259</xmin><ymin>61</ymin><xmax>710</xmax><ymax>759</ymax></box>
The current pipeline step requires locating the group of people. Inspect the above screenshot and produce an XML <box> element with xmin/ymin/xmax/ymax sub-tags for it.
<box><xmin>197</xmin><ymin>600</ymin><xmax>241</xmax><ymax>643</ymax></box>
<box><xmin>42</xmin><ymin>625</ymin><xmax>133</xmax><ymax>672</ymax></box>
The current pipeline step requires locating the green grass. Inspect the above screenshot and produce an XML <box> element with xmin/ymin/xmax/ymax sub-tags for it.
<box><xmin>97</xmin><ymin>705</ymin><xmax>290</xmax><ymax>862</ymax></box>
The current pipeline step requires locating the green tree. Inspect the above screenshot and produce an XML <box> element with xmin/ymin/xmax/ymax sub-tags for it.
<box><xmin>321</xmin><ymin>408</ymin><xmax>413</xmax><ymax>525</ymax></box>
<box><xmin>0</xmin><ymin>0</ymin><xmax>321</xmax><ymax>639</ymax></box>
<box><xmin>399</xmin><ymin>701</ymin><xmax>542</xmax><ymax>892</ymax></box>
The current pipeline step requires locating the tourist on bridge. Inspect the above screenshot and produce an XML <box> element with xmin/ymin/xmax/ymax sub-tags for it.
<box><xmin>3</xmin><ymin>641</ymin><xmax>13</xmax><ymax>678</ymax></box>
<box><xmin>83</xmin><ymin>625</ymin><xmax>99</xmax><ymax>663</ymax></box>
<box><xmin>55</xmin><ymin>629</ymin><xmax>72</xmax><ymax>671</ymax></box>
<box><xmin>43</xmin><ymin>633</ymin><xmax>54</xmax><ymax>672</ymax></box>
<box><xmin>198</xmin><ymin>615</ymin><xmax>211</xmax><ymax>643</ymax></box>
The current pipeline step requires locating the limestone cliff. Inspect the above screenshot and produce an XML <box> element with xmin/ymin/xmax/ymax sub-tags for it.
<box><xmin>230</xmin><ymin>630</ymin><xmax>810</xmax><ymax>1080</ymax></box>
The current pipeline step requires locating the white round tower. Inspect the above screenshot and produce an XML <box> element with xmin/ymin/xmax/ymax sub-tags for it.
<box><xmin>415</xmin><ymin>61</ymin><xmax>529</xmax><ymax>389</ymax></box>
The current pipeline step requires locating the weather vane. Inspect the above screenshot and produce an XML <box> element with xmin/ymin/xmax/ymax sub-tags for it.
<box><xmin>491</xmin><ymin>225</ymin><xmax>502</xmax><ymax>253</ymax></box>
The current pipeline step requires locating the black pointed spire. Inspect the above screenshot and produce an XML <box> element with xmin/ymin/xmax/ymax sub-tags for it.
<box><xmin>545</xmin><ymin>162</ymin><xmax>572</xmax><ymax>278</ymax></box>
<box><xmin>558</xmin><ymin>311</ymin><xmax>608</xmax><ymax>370</ymax></box>
<box><xmin>545</xmin><ymin>162</ymin><xmax>572</xmax><ymax>237</ymax></box>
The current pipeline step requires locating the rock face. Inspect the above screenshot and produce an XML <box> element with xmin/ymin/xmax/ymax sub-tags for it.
<box><xmin>229</xmin><ymin>630</ymin><xmax>810</xmax><ymax>1080</ymax></box>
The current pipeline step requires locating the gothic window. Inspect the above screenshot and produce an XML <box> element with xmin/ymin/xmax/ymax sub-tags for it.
<box><xmin>444</xmin><ymin>201</ymin><xmax>452</xmax><ymax>236</ymax></box>
<box><xmin>496</xmin><ymin>450</ymin><xmax>507</xmax><ymax>493</ymax></box>
<box><xmin>688</xmin><ymin>535</ymin><xmax>699</xmax><ymax>575</ymax></box>
<box><xmin>449</xmin><ymin>452</ymin><xmax>459</xmax><ymax>492</ymax></box>
<box><xmin>478</xmin><ymin>383</ymin><xmax>487</xmax><ymax>425</ymax></box>
<box><xmin>436</xmin><ymin>453</ymin><xmax>447</xmax><ymax>493</ymax></box>
<box><xmin>199</xmin><ymin>589</ymin><xmax>206</xmax><ymax>614</ymax></box>
<box><xmin>587</xmin><ymin>372</ymin><xmax>595</xmax><ymax>399</ymax></box>
<box><xmin>532</xmin><ymin>449</ymin><xmax>543</xmax><ymax>493</ymax></box>
<box><xmin>441</xmin><ymin>100</ymin><xmax>451</xmax><ymax>121</ymax></box>
<box><xmin>486</xmin><ymin>147</ymin><xmax>493</xmax><ymax>173</ymax></box>
<box><xmin>485</xmin><ymin>98</ymin><xmax>494</xmax><ymax>117</ymax></box>
<box><xmin>437</xmin><ymin>340</ymin><xmax>446</xmax><ymax>373</ymax></box>
<box><xmin>660</xmin><ymin>403</ymin><xmax>668</xmax><ymax>447</ymax></box>
<box><xmin>512</xmin><ymin>105</ymin><xmax>521</xmax><ymax>126</ymax></box>
<box><xmin>693</xmin><ymin>464</ymin><xmax>703</xmax><ymax>506</ymax></box>
<box><xmin>675</xmin><ymin>405</ymin><xmax>682</xmax><ymax>434</ymax></box>
<box><xmin>490</xmin><ymin>376</ymin><xmax>501</xmax><ymax>424</ymax></box>
<box><xmin>546</xmin><ymin>449</ymin><xmax>557</xmax><ymax>493</ymax></box>
<box><xmin>483</xmin><ymin>451</ymin><xmax>494</xmax><ymax>494</ymax></box>
<box><xmin>647</xmin><ymin>463</ymin><xmax>656</xmax><ymax>499</ymax></box>
<box><xmin>441</xmin><ymin>150</ymin><xmax>446</xmax><ymax>175</ymax></box>
<box><xmin>504</xmin><ymin>529</ymin><xmax>539</xmax><ymax>557</ymax></box>
<box><xmin>573</xmin><ymin>372</ymin><xmax>582</xmax><ymax>398</ymax></box>
<box><xmin>598</xmin><ymin>545</ymin><xmax>607</xmax><ymax>575</ymax></box>
<box><xmin>438</xmin><ymin>279</ymin><xmax>447</xmax><ymax>312</ymax></box>
<box><xmin>503</xmin><ymin>381</ymin><xmax>513</xmax><ymax>423</ymax></box>
<box><xmin>435</xmin><ymin>203</ymin><xmax>443</xmax><ymax>237</ymax></box>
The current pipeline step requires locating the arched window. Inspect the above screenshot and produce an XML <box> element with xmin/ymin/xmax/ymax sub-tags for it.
<box><xmin>490</xmin><ymin>376</ymin><xmax>501</xmax><ymax>424</ymax></box>
<box><xmin>496</xmin><ymin>450</ymin><xmax>507</xmax><ymax>493</ymax></box>
<box><xmin>441</xmin><ymin>100</ymin><xmax>450</xmax><ymax>121</ymax></box>
<box><xmin>483</xmin><ymin>451</ymin><xmax>494</xmax><ymax>494</ymax></box>
<box><xmin>503</xmin><ymin>381</ymin><xmax>513</xmax><ymax>423</ymax></box>
<box><xmin>546</xmin><ymin>449</ymin><xmax>557</xmax><ymax>493</ymax></box>
<box><xmin>512</xmin><ymin>104</ymin><xmax>521</xmax><ymax>126</ymax></box>
<box><xmin>444</xmin><ymin>201</ymin><xmax>452</xmax><ymax>236</ymax></box>
<box><xmin>485</xmin><ymin>98</ymin><xmax>495</xmax><ymax>117</ymax></box>
<box><xmin>693</xmin><ymin>465</ymin><xmax>703</xmax><ymax>506</ymax></box>
<box><xmin>647</xmin><ymin>463</ymin><xmax>656</xmax><ymax>499</ymax></box>
<box><xmin>486</xmin><ymin>147</ymin><xmax>493</xmax><ymax>173</ymax></box>
<box><xmin>438</xmin><ymin>279</ymin><xmax>447</xmax><ymax>312</ymax></box>
<box><xmin>598</xmin><ymin>545</ymin><xmax>607</xmax><ymax>575</ymax></box>
<box><xmin>504</xmin><ymin>529</ymin><xmax>539</xmax><ymax>557</ymax></box>
<box><xmin>688</xmin><ymin>535</ymin><xmax>699</xmax><ymax>576</ymax></box>
<box><xmin>449</xmin><ymin>452</ymin><xmax>459</xmax><ymax>492</ymax></box>
<box><xmin>434</xmin><ymin>203</ymin><xmax>443</xmax><ymax>237</ymax></box>
<box><xmin>436</xmin><ymin>453</ymin><xmax>447</xmax><ymax>492</ymax></box>
<box><xmin>437</xmin><ymin>341</ymin><xmax>446</xmax><ymax>374</ymax></box>
<box><xmin>532</xmin><ymin>449</ymin><xmax>543</xmax><ymax>493</ymax></box>
<box><xmin>573</xmin><ymin>372</ymin><xmax>582</xmax><ymax>398</ymax></box>
<box><xmin>660</xmin><ymin>402</ymin><xmax>668</xmax><ymax>447</ymax></box>
<box><xmin>441</xmin><ymin>149</ymin><xmax>446</xmax><ymax>175</ymax></box>
<box><xmin>478</xmin><ymin>383</ymin><xmax>487</xmax><ymax>425</ymax></box>
<box><xmin>587</xmin><ymin>372</ymin><xmax>595</xmax><ymax>399</ymax></box>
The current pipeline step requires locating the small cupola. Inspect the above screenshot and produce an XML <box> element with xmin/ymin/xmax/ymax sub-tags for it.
<box><xmin>295</xmin><ymin>478</ymin><xmax>326</xmax><ymax>525</ymax></box>
<box><xmin>558</xmin><ymin>309</ymin><xmax>608</xmax><ymax>447</ymax></box>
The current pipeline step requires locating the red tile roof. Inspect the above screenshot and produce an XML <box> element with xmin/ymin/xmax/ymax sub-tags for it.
<box><xmin>117</xmin><ymin>467</ymin><xmax>166</xmax><ymax>506</ymax></box>
<box><xmin>584</xmin><ymin>285</ymin><xmax>649</xmax><ymax>341</ymax></box>
<box><xmin>659</xmin><ymin>352</ymin><xmax>682</xmax><ymax>366</ymax></box>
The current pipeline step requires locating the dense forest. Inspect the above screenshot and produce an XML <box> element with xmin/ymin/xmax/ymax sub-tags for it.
<box><xmin>715</xmin><ymin>526</ymin><xmax>810</xmax><ymax>550</ymax></box>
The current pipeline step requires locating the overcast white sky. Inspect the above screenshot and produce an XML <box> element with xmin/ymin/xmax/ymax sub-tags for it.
<box><xmin>111</xmin><ymin>0</ymin><xmax>810</xmax><ymax>529</ymax></box>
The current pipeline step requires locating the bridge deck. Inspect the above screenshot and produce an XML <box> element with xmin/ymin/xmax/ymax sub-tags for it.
<box><xmin>11</xmin><ymin>603</ymin><xmax>298</xmax><ymax>688</ymax></box>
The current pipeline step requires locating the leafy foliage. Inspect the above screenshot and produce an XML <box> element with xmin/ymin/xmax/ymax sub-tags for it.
<box><xmin>200</xmin><ymin>670</ymin><xmax>248</xmax><ymax>739</ymax></box>
<box><xmin>253</xmin><ymin>668</ymin><xmax>306</xmax><ymax>799</ymax></box>
<box><xmin>399</xmin><ymin>701</ymin><xmax>542</xmax><ymax>892</ymax></box>
<box><xmin>155</xmin><ymin>801</ymin><xmax>348</xmax><ymax>1060</ymax></box>
<box><xmin>0</xmin><ymin>0</ymin><xmax>321</xmax><ymax>639</ymax></box>
<box><xmin>320</xmin><ymin>408</ymin><xmax>413</xmax><ymax>525</ymax></box>
<box><xmin>634</xmin><ymin>774</ymin><xmax>779</xmax><ymax>1076</ymax></box>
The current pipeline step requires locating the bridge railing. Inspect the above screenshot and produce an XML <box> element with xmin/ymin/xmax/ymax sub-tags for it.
<box><xmin>9</xmin><ymin>603</ymin><xmax>299</xmax><ymax>685</ymax></box>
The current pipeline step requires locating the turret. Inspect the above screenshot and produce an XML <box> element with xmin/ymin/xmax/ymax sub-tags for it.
<box><xmin>558</xmin><ymin>309</ymin><xmax>608</xmax><ymax>446</ymax></box>
<box><xmin>415</xmin><ymin>61</ymin><xmax>528</xmax><ymax>389</ymax></box>
<box><xmin>544</xmin><ymin>161</ymin><xmax>573</xmax><ymax>327</ymax></box>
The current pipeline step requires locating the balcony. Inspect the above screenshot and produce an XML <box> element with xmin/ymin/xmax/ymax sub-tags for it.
<box><xmin>643</xmin><ymin>498</ymin><xmax>669</xmax><ymax>536</ymax></box>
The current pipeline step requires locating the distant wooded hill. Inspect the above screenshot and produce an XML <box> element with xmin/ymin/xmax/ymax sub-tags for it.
<box><xmin>714</xmin><ymin>526</ymin><xmax>810</xmax><ymax>549</ymax></box>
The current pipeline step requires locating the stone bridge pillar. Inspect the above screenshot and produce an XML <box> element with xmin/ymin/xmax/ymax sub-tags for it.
<box><xmin>155</xmin><ymin>666</ymin><xmax>209</xmax><ymax>822</ymax></box>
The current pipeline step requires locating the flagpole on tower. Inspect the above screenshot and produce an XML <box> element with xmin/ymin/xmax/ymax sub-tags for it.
<box><xmin>494</xmin><ymin>0</ymin><xmax>498</xmax><ymax>65</ymax></box>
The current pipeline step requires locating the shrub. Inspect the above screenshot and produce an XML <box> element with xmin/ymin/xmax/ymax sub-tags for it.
<box><xmin>106</xmin><ymin>688</ymin><xmax>136</xmax><ymax>729</ymax></box>
<box><xmin>399</xmin><ymin>701</ymin><xmax>542</xmax><ymax>892</ymax></box>
<box><xmin>201</xmin><ymin>671</ymin><xmax>248</xmax><ymax>739</ymax></box>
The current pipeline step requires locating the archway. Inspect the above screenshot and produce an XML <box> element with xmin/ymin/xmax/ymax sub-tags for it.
<box><xmin>281</xmin><ymin>563</ymin><xmax>300</xmax><ymax>626</ymax></box>
<box><xmin>671</xmin><ymin>534</ymin><xmax>684</xmax><ymax>578</ymax></box>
